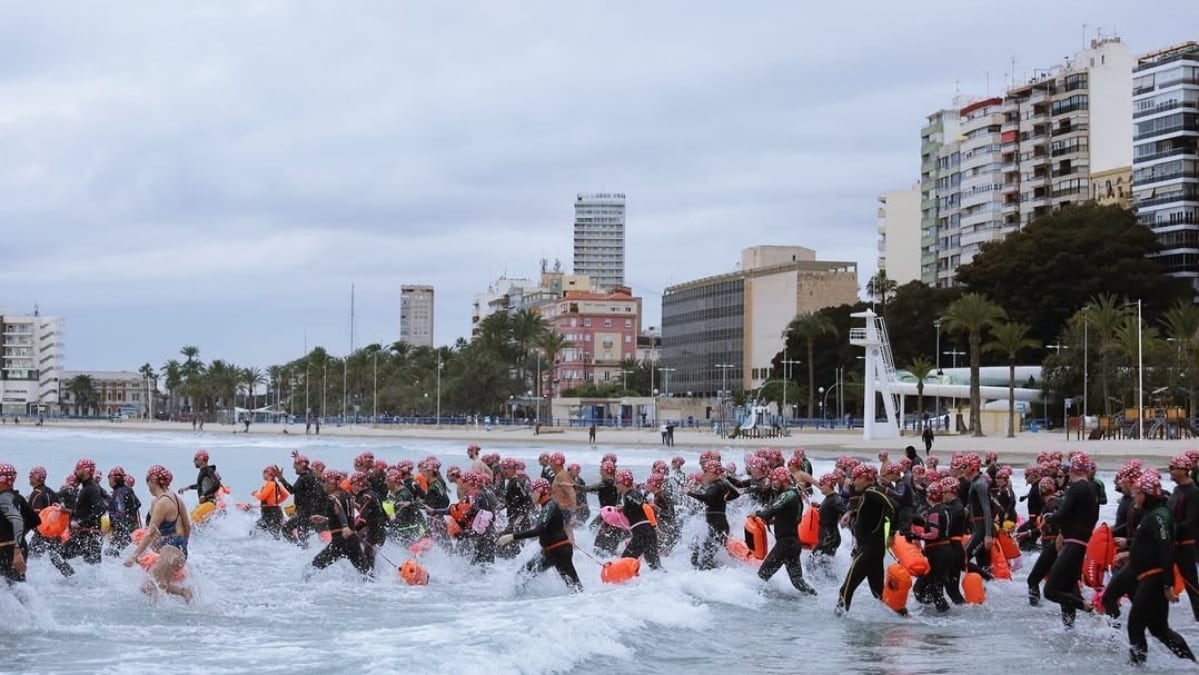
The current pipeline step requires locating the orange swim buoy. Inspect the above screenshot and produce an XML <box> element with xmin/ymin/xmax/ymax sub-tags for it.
<box><xmin>37</xmin><ymin>505</ymin><xmax>70</xmax><ymax>538</ymax></box>
<box><xmin>882</xmin><ymin>562</ymin><xmax>912</xmax><ymax>613</ymax></box>
<box><xmin>190</xmin><ymin>501</ymin><xmax>216</xmax><ymax>525</ymax></box>
<box><xmin>400</xmin><ymin>558</ymin><xmax>429</xmax><ymax>586</ymax></box>
<box><xmin>1082</xmin><ymin>523</ymin><xmax>1115</xmax><ymax>589</ymax></box>
<box><xmin>642</xmin><ymin>503</ymin><xmax>658</xmax><ymax>528</ymax></box>
<box><xmin>798</xmin><ymin>507</ymin><xmax>819</xmax><ymax>549</ymax></box>
<box><xmin>1175</xmin><ymin>565</ymin><xmax>1186</xmax><ymax>596</ymax></box>
<box><xmin>891</xmin><ymin>535</ymin><xmax>930</xmax><ymax>576</ymax></box>
<box><xmin>131</xmin><ymin>527</ymin><xmax>147</xmax><ymax>545</ymax></box>
<box><xmin>319</xmin><ymin>530</ymin><xmax>332</xmax><ymax>544</ymax></box>
<box><xmin>997</xmin><ymin>530</ymin><xmax>1020</xmax><ymax>561</ymax></box>
<box><xmin>989</xmin><ymin>540</ymin><xmax>1012</xmax><ymax>580</ymax></box>
<box><xmin>340</xmin><ymin>478</ymin><xmax>353</xmax><ymax>493</ymax></box>
<box><xmin>744</xmin><ymin>515</ymin><xmax>768</xmax><ymax>561</ymax></box>
<box><xmin>414</xmin><ymin>473</ymin><xmax>429</xmax><ymax>493</ymax></box>
<box><xmin>600</xmin><ymin>557</ymin><xmax>640</xmax><ymax>584</ymax></box>
<box><xmin>137</xmin><ymin>551</ymin><xmax>188</xmax><ymax>582</ymax></box>
<box><xmin>726</xmin><ymin>537</ymin><xmax>758</xmax><ymax>564</ymax></box>
<box><xmin>962</xmin><ymin>571</ymin><xmax>986</xmax><ymax>604</ymax></box>
<box><xmin>410</xmin><ymin>537</ymin><xmax>434</xmax><ymax>555</ymax></box>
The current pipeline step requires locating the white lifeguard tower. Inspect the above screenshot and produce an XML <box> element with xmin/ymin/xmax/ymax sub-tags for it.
<box><xmin>849</xmin><ymin>309</ymin><xmax>901</xmax><ymax>440</ymax></box>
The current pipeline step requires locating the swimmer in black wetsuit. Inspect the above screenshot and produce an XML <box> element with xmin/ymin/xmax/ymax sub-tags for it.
<box><xmin>646</xmin><ymin>473</ymin><xmax>679</xmax><ymax>555</ymax></box>
<box><xmin>1124</xmin><ymin>469</ymin><xmax>1196</xmax><ymax>667</ymax></box>
<box><xmin>836</xmin><ymin>463</ymin><xmax>897</xmax><ymax>616</ymax></box>
<box><xmin>755</xmin><ymin>467</ymin><xmax>816</xmax><ymax>595</ymax></box>
<box><xmin>26</xmin><ymin>466</ymin><xmax>61</xmax><ymax>559</ymax></box>
<box><xmin>351</xmin><ymin>472</ymin><xmax>387</xmax><ymax>576</ymax></box>
<box><xmin>687</xmin><ymin>460</ymin><xmax>740</xmax><ymax>570</ymax></box>
<box><xmin>277</xmin><ymin>453</ymin><xmax>323</xmax><ymax>548</ymax></box>
<box><xmin>499</xmin><ymin>478</ymin><xmax>582</xmax><ymax>592</ymax></box>
<box><xmin>810</xmin><ymin>474</ymin><xmax>845</xmax><ymax>572</ymax></box>
<box><xmin>1040</xmin><ymin>453</ymin><xmax>1099</xmax><ymax>627</ymax></box>
<box><xmin>1015</xmin><ymin>464</ymin><xmax>1045</xmax><ymax>551</ymax></box>
<box><xmin>179</xmin><ymin>449</ymin><xmax>222</xmax><ymax>504</ymax></box>
<box><xmin>55</xmin><ymin>458</ymin><xmax>107</xmax><ymax>576</ymax></box>
<box><xmin>616</xmin><ymin>469</ymin><xmax>661</xmax><ymax>570</ymax></box>
<box><xmin>1101</xmin><ymin>460</ymin><xmax>1145</xmax><ymax>620</ymax></box>
<box><xmin>307</xmin><ymin>470</ymin><xmax>370</xmax><ymax>577</ymax></box>
<box><xmin>0</xmin><ymin>463</ymin><xmax>28</xmax><ymax>584</ymax></box>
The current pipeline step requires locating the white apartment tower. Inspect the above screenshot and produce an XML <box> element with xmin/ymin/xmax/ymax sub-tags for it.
<box><xmin>573</xmin><ymin>193</ymin><xmax>626</xmax><ymax>292</ymax></box>
<box><xmin>920</xmin><ymin>38</ymin><xmax>1133</xmax><ymax>286</ymax></box>
<box><xmin>876</xmin><ymin>183</ymin><xmax>922</xmax><ymax>285</ymax></box>
<box><xmin>0</xmin><ymin>310</ymin><xmax>65</xmax><ymax>415</ymax></box>
<box><xmin>399</xmin><ymin>285</ymin><xmax>434</xmax><ymax>348</ymax></box>
<box><xmin>1132</xmin><ymin>42</ymin><xmax>1199</xmax><ymax>290</ymax></box>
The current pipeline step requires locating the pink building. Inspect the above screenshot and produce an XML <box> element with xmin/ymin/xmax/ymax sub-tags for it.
<box><xmin>542</xmin><ymin>286</ymin><xmax>641</xmax><ymax>394</ymax></box>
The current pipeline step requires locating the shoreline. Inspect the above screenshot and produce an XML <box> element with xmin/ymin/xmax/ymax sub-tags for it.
<box><xmin>8</xmin><ymin>418</ymin><xmax>1194</xmax><ymax>470</ymax></box>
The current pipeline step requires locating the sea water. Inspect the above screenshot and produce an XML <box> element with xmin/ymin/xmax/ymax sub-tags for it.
<box><xmin>0</xmin><ymin>427</ymin><xmax>1195</xmax><ymax>674</ymax></box>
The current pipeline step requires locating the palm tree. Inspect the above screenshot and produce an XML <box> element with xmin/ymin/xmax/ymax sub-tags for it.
<box><xmin>67</xmin><ymin>374</ymin><xmax>98</xmax><ymax>417</ymax></box>
<box><xmin>138</xmin><ymin>363</ymin><xmax>156</xmax><ymax>419</ymax></box>
<box><xmin>535</xmin><ymin>331</ymin><xmax>571</xmax><ymax>398</ymax></box>
<box><xmin>160</xmin><ymin>359</ymin><xmax>182</xmax><ymax>418</ymax></box>
<box><xmin>905</xmin><ymin>356</ymin><xmax>935</xmax><ymax>423</ymax></box>
<box><xmin>1161</xmin><ymin>299</ymin><xmax>1199</xmax><ymax>414</ymax></box>
<box><xmin>943</xmin><ymin>293</ymin><xmax>1006</xmax><ymax>436</ymax></box>
<box><xmin>784</xmin><ymin>311</ymin><xmax>837</xmax><ymax>418</ymax></box>
<box><xmin>1082</xmin><ymin>294</ymin><xmax>1130</xmax><ymax>416</ymax></box>
<box><xmin>865</xmin><ymin>269</ymin><xmax>898</xmax><ymax>312</ymax></box>
<box><xmin>242</xmin><ymin>367</ymin><xmax>265</xmax><ymax>410</ymax></box>
<box><xmin>984</xmin><ymin>322</ymin><xmax>1039</xmax><ymax>438</ymax></box>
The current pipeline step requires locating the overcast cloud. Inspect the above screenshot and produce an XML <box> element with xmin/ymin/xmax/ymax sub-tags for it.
<box><xmin>1</xmin><ymin>1</ymin><xmax>1195</xmax><ymax>370</ymax></box>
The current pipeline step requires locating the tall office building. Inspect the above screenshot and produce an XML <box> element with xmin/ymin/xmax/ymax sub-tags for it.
<box><xmin>661</xmin><ymin>246</ymin><xmax>857</xmax><ymax>398</ymax></box>
<box><xmin>573</xmin><ymin>193</ymin><xmax>626</xmax><ymax>292</ymax></box>
<box><xmin>918</xmin><ymin>38</ymin><xmax>1133</xmax><ymax>286</ymax></box>
<box><xmin>399</xmin><ymin>285</ymin><xmax>435</xmax><ymax>348</ymax></box>
<box><xmin>1132</xmin><ymin>41</ymin><xmax>1199</xmax><ymax>290</ymax></box>
<box><xmin>877</xmin><ymin>183</ymin><xmax>923</xmax><ymax>285</ymax></box>
<box><xmin>0</xmin><ymin>310</ymin><xmax>65</xmax><ymax>415</ymax></box>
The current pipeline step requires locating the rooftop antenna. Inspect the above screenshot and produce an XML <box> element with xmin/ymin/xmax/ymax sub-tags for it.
<box><xmin>986</xmin><ymin>70</ymin><xmax>991</xmax><ymax>97</ymax></box>
<box><xmin>1082</xmin><ymin>23</ymin><xmax>1087</xmax><ymax>49</ymax></box>
<box><xmin>1010</xmin><ymin>56</ymin><xmax>1017</xmax><ymax>86</ymax></box>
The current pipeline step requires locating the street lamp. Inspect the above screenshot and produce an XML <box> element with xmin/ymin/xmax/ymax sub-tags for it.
<box><xmin>934</xmin><ymin>319</ymin><xmax>942</xmax><ymax>426</ymax></box>
<box><xmin>943</xmin><ymin>349</ymin><xmax>966</xmax><ymax>414</ymax></box>
<box><xmin>436</xmin><ymin>357</ymin><xmax>444</xmax><ymax>427</ymax></box>
<box><xmin>658</xmin><ymin>367</ymin><xmax>676</xmax><ymax>397</ymax></box>
<box><xmin>715</xmin><ymin>363</ymin><xmax>734</xmax><ymax>438</ymax></box>
<box><xmin>372</xmin><ymin>350</ymin><xmax>378</xmax><ymax>423</ymax></box>
<box><xmin>781</xmin><ymin>356</ymin><xmax>802</xmax><ymax>428</ymax></box>
<box><xmin>1133</xmin><ymin>300</ymin><xmax>1144</xmax><ymax>442</ymax></box>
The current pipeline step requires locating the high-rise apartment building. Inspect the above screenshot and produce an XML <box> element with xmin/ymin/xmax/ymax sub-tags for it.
<box><xmin>0</xmin><ymin>310</ymin><xmax>64</xmax><ymax>415</ymax></box>
<box><xmin>399</xmin><ymin>285</ymin><xmax>434</xmax><ymax>348</ymax></box>
<box><xmin>1132</xmin><ymin>41</ymin><xmax>1199</xmax><ymax>290</ymax></box>
<box><xmin>919</xmin><ymin>38</ymin><xmax>1133</xmax><ymax>286</ymax></box>
<box><xmin>542</xmin><ymin>286</ymin><xmax>641</xmax><ymax>394</ymax></box>
<box><xmin>661</xmin><ymin>246</ymin><xmax>857</xmax><ymax>398</ymax></box>
<box><xmin>877</xmin><ymin>184</ymin><xmax>922</xmax><ymax>285</ymax></box>
<box><xmin>573</xmin><ymin>193</ymin><xmax>626</xmax><ymax>292</ymax></box>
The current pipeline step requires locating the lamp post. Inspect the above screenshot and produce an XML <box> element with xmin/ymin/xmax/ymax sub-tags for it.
<box><xmin>715</xmin><ymin>363</ymin><xmax>734</xmax><ymax>438</ymax></box>
<box><xmin>1135</xmin><ymin>299</ymin><xmax>1144</xmax><ymax>442</ymax></box>
<box><xmin>781</xmin><ymin>356</ymin><xmax>802</xmax><ymax>428</ymax></box>
<box><xmin>372</xmin><ymin>350</ymin><xmax>378</xmax><ymax>423</ymax></box>
<box><xmin>943</xmin><ymin>349</ymin><xmax>966</xmax><ymax>414</ymax></box>
<box><xmin>436</xmin><ymin>357</ymin><xmax>444</xmax><ymax>428</ymax></box>
<box><xmin>934</xmin><ymin>319</ymin><xmax>943</xmax><ymax>426</ymax></box>
<box><xmin>658</xmin><ymin>367</ymin><xmax>676</xmax><ymax>397</ymax></box>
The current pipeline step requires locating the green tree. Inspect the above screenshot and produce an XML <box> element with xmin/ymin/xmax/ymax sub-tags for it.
<box><xmin>944</xmin><ymin>293</ymin><xmax>1006</xmax><ymax>436</ymax></box>
<box><xmin>865</xmin><ymin>269</ymin><xmax>898</xmax><ymax>312</ymax></box>
<box><xmin>138</xmin><ymin>363</ymin><xmax>156</xmax><ymax>418</ymax></box>
<box><xmin>160</xmin><ymin>359</ymin><xmax>182</xmax><ymax>418</ymax></box>
<box><xmin>784</xmin><ymin>311</ymin><xmax>837</xmax><ymax>418</ymax></box>
<box><xmin>905</xmin><ymin>356</ymin><xmax>935</xmax><ymax>421</ymax></box>
<box><xmin>954</xmin><ymin>203</ymin><xmax>1190</xmax><ymax>348</ymax></box>
<box><xmin>984</xmin><ymin>322</ymin><xmax>1039</xmax><ymax>438</ymax></box>
<box><xmin>1161</xmin><ymin>299</ymin><xmax>1199</xmax><ymax>414</ymax></box>
<box><xmin>66</xmin><ymin>374</ymin><xmax>98</xmax><ymax>416</ymax></box>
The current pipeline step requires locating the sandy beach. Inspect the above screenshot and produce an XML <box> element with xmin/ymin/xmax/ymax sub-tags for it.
<box><xmin>12</xmin><ymin>417</ymin><xmax>1195</xmax><ymax>470</ymax></box>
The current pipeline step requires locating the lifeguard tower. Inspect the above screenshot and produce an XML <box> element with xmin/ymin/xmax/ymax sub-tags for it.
<box><xmin>849</xmin><ymin>309</ymin><xmax>901</xmax><ymax>440</ymax></box>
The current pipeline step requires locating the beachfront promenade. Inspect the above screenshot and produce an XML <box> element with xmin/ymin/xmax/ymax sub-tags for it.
<box><xmin>15</xmin><ymin>418</ymin><xmax>1196</xmax><ymax>470</ymax></box>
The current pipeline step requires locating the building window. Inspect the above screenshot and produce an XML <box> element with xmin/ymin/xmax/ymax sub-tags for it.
<box><xmin>603</xmin><ymin>319</ymin><xmax>612</xmax><ymax>327</ymax></box>
<box><xmin>624</xmin><ymin>335</ymin><xmax>631</xmax><ymax>343</ymax></box>
<box><xmin>583</xmin><ymin>318</ymin><xmax>591</xmax><ymax>327</ymax></box>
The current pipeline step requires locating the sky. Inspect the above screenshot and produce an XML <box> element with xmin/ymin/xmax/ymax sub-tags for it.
<box><xmin>2</xmin><ymin>1</ymin><xmax>1197</xmax><ymax>372</ymax></box>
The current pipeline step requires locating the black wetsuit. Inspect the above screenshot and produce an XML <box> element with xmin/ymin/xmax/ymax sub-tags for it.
<box><xmin>572</xmin><ymin>475</ymin><xmax>591</xmax><ymax>524</ymax></box>
<box><xmin>1017</xmin><ymin>484</ymin><xmax>1045</xmax><ymax>550</ymax></box>
<box><xmin>462</xmin><ymin>489</ymin><xmax>499</xmax><ymax>565</ymax></box>
<box><xmin>513</xmin><ymin>499</ymin><xmax>581</xmax><ymax>591</ymax></box>
<box><xmin>991</xmin><ymin>484</ymin><xmax>1017</xmax><ymax>526</ymax></box>
<box><xmin>1127</xmin><ymin>498</ymin><xmax>1197</xmax><ymax>666</ymax></box>
<box><xmin>0</xmin><ymin>488</ymin><xmax>26</xmax><ymax>583</ymax></box>
<box><xmin>353</xmin><ymin>488</ymin><xmax>388</xmax><ymax>574</ymax></box>
<box><xmin>619</xmin><ymin>488</ymin><xmax>661</xmax><ymax>570</ymax></box>
<box><xmin>309</xmin><ymin>489</ymin><xmax>369</xmax><ymax>576</ymax></box>
<box><xmin>652</xmin><ymin>490</ymin><xmax>680</xmax><ymax>554</ymax></box>
<box><xmin>1168</xmin><ymin>480</ymin><xmax>1199</xmax><ymax>620</ymax></box>
<box><xmin>387</xmin><ymin>480</ymin><xmax>427</xmax><ymax>544</ymax></box>
<box><xmin>687</xmin><ymin>478</ymin><xmax>740</xmax><ymax>570</ymax></box>
<box><xmin>837</xmin><ymin>484</ymin><xmax>896</xmax><ymax>613</ymax></box>
<box><xmin>1102</xmin><ymin>495</ymin><xmax>1143</xmax><ymax>619</ymax></box>
<box><xmin>965</xmin><ymin>474</ymin><xmax>993</xmax><ymax>573</ymax></box>
<box><xmin>813</xmin><ymin>495</ymin><xmax>845</xmax><ymax>565</ymax></box>
<box><xmin>27</xmin><ymin>484</ymin><xmax>59</xmax><ymax>557</ymax></box>
<box><xmin>587</xmin><ymin>478</ymin><xmax>623</xmax><ymax>555</ymax></box>
<box><xmin>944</xmin><ymin>495</ymin><xmax>968</xmax><ymax>603</ymax></box>
<box><xmin>887</xmin><ymin>476</ymin><xmax>916</xmax><ymax>536</ymax></box>
<box><xmin>498</xmin><ymin>477</ymin><xmax>534</xmax><ymax>559</ymax></box>
<box><xmin>185</xmin><ymin>465</ymin><xmax>223</xmax><ymax>503</ymax></box>
<box><xmin>279</xmin><ymin>469</ymin><xmax>323</xmax><ymax>547</ymax></box>
<box><xmin>56</xmin><ymin>476</ymin><xmax>106</xmax><ymax>574</ymax></box>
<box><xmin>1041</xmin><ymin>478</ymin><xmax>1099</xmax><ymax>626</ymax></box>
<box><xmin>756</xmin><ymin>488</ymin><xmax>815</xmax><ymax>594</ymax></box>
<box><xmin>106</xmin><ymin>482</ymin><xmax>141</xmax><ymax>555</ymax></box>
<box><xmin>1027</xmin><ymin>492</ymin><xmax>1060</xmax><ymax>605</ymax></box>
<box><xmin>368</xmin><ymin>471</ymin><xmax>388</xmax><ymax>502</ymax></box>
<box><xmin>914</xmin><ymin>501</ymin><xmax>957</xmax><ymax>611</ymax></box>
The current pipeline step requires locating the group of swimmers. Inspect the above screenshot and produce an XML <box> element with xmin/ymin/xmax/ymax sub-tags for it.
<box><xmin>2</xmin><ymin>442</ymin><xmax>1198</xmax><ymax>666</ymax></box>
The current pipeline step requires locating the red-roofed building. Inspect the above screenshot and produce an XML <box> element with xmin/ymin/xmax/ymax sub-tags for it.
<box><xmin>542</xmin><ymin>286</ymin><xmax>641</xmax><ymax>395</ymax></box>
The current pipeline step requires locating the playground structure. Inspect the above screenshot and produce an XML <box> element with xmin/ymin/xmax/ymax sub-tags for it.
<box><xmin>1089</xmin><ymin>407</ymin><xmax>1199</xmax><ymax>440</ymax></box>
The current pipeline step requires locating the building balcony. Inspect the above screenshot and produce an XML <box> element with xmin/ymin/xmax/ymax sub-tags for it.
<box><xmin>1135</xmin><ymin>145</ymin><xmax>1199</xmax><ymax>164</ymax></box>
<box><xmin>1136</xmin><ymin>191</ymin><xmax>1199</xmax><ymax>208</ymax></box>
<box><xmin>1135</xmin><ymin>99</ymin><xmax>1199</xmax><ymax>119</ymax></box>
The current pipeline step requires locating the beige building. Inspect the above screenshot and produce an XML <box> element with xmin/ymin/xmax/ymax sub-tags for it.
<box><xmin>400</xmin><ymin>285</ymin><xmax>435</xmax><ymax>348</ymax></box>
<box><xmin>58</xmin><ymin>370</ymin><xmax>147</xmax><ymax>417</ymax></box>
<box><xmin>876</xmin><ymin>184</ymin><xmax>923</xmax><ymax>285</ymax></box>
<box><xmin>661</xmin><ymin>245</ymin><xmax>857</xmax><ymax>397</ymax></box>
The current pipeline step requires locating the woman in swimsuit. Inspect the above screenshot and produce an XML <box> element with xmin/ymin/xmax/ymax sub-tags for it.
<box><xmin>124</xmin><ymin>465</ymin><xmax>192</xmax><ymax>602</ymax></box>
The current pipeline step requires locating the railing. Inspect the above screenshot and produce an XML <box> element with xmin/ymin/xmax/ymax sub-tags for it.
<box><xmin>1135</xmin><ymin>121</ymin><xmax>1199</xmax><ymax>142</ymax></box>
<box><xmin>1135</xmin><ymin>145</ymin><xmax>1199</xmax><ymax>163</ymax></box>
<box><xmin>1135</xmin><ymin>100</ymin><xmax>1199</xmax><ymax>119</ymax></box>
<box><xmin>1136</xmin><ymin>191</ymin><xmax>1199</xmax><ymax>208</ymax></box>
